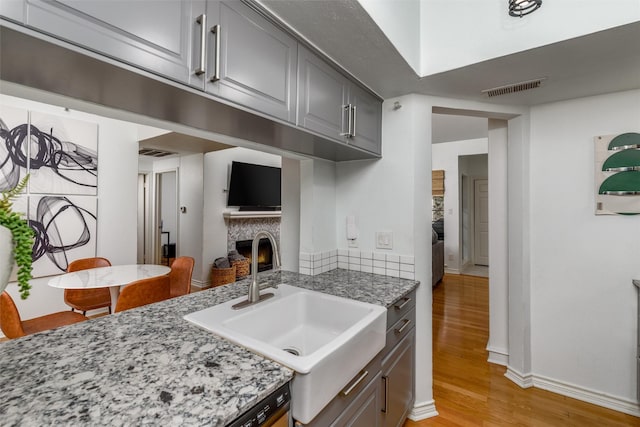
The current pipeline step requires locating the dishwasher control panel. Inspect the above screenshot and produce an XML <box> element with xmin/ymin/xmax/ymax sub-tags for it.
<box><xmin>227</xmin><ymin>382</ymin><xmax>290</xmax><ymax>427</ymax></box>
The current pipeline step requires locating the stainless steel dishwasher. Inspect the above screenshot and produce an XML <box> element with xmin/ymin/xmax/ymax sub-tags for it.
<box><xmin>227</xmin><ymin>382</ymin><xmax>291</xmax><ymax>427</ymax></box>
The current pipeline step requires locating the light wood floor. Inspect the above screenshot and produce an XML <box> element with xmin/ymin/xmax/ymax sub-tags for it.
<box><xmin>405</xmin><ymin>274</ymin><xmax>639</xmax><ymax>427</ymax></box>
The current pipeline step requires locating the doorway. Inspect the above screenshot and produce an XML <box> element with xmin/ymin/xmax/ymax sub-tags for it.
<box><xmin>155</xmin><ymin>169</ymin><xmax>178</xmax><ymax>266</ymax></box>
<box><xmin>474</xmin><ymin>179</ymin><xmax>489</xmax><ymax>266</ymax></box>
<box><xmin>136</xmin><ymin>173</ymin><xmax>150</xmax><ymax>264</ymax></box>
<box><xmin>432</xmin><ymin>111</ymin><xmax>510</xmax><ymax>370</ymax></box>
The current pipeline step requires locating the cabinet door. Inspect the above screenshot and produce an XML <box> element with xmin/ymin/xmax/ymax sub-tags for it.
<box><xmin>205</xmin><ymin>1</ymin><xmax>297</xmax><ymax>123</ymax></box>
<box><xmin>24</xmin><ymin>0</ymin><xmax>201</xmax><ymax>86</ymax></box>
<box><xmin>0</xmin><ymin>0</ymin><xmax>24</xmax><ymax>22</ymax></box>
<box><xmin>348</xmin><ymin>83</ymin><xmax>382</xmax><ymax>154</ymax></box>
<box><xmin>381</xmin><ymin>329</ymin><xmax>415</xmax><ymax>427</ymax></box>
<box><xmin>297</xmin><ymin>46</ymin><xmax>349</xmax><ymax>141</ymax></box>
<box><xmin>330</xmin><ymin>371</ymin><xmax>382</xmax><ymax>427</ymax></box>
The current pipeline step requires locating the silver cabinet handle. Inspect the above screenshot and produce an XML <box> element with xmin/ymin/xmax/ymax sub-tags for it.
<box><xmin>394</xmin><ymin>297</ymin><xmax>411</xmax><ymax>310</ymax></box>
<box><xmin>381</xmin><ymin>375</ymin><xmax>389</xmax><ymax>413</ymax></box>
<box><xmin>210</xmin><ymin>24</ymin><xmax>221</xmax><ymax>82</ymax></box>
<box><xmin>350</xmin><ymin>104</ymin><xmax>357</xmax><ymax>137</ymax></box>
<box><xmin>395</xmin><ymin>318</ymin><xmax>411</xmax><ymax>334</ymax></box>
<box><xmin>339</xmin><ymin>104</ymin><xmax>351</xmax><ymax>137</ymax></box>
<box><xmin>195</xmin><ymin>14</ymin><xmax>207</xmax><ymax>76</ymax></box>
<box><xmin>340</xmin><ymin>370</ymin><xmax>369</xmax><ymax>396</ymax></box>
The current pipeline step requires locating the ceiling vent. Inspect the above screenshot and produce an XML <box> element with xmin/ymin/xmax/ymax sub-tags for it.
<box><xmin>138</xmin><ymin>148</ymin><xmax>177</xmax><ymax>158</ymax></box>
<box><xmin>481</xmin><ymin>77</ymin><xmax>547</xmax><ymax>97</ymax></box>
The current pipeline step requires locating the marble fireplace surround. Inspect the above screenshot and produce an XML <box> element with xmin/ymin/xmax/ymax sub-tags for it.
<box><xmin>226</xmin><ymin>217</ymin><xmax>281</xmax><ymax>254</ymax></box>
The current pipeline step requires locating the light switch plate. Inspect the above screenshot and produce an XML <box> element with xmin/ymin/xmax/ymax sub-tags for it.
<box><xmin>375</xmin><ymin>231</ymin><xmax>393</xmax><ymax>250</ymax></box>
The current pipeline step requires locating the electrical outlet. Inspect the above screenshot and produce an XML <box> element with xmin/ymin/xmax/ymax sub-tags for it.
<box><xmin>375</xmin><ymin>231</ymin><xmax>393</xmax><ymax>250</ymax></box>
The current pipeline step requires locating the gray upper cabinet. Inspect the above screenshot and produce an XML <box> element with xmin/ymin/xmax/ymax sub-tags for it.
<box><xmin>193</xmin><ymin>1</ymin><xmax>297</xmax><ymax>123</ymax></box>
<box><xmin>23</xmin><ymin>0</ymin><xmax>200</xmax><ymax>86</ymax></box>
<box><xmin>0</xmin><ymin>0</ymin><xmax>24</xmax><ymax>23</ymax></box>
<box><xmin>348</xmin><ymin>83</ymin><xmax>382</xmax><ymax>154</ymax></box>
<box><xmin>297</xmin><ymin>45</ymin><xmax>349</xmax><ymax>141</ymax></box>
<box><xmin>297</xmin><ymin>46</ymin><xmax>382</xmax><ymax>155</ymax></box>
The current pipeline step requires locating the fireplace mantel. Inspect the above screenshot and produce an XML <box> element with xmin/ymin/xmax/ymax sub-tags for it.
<box><xmin>223</xmin><ymin>211</ymin><xmax>282</xmax><ymax>220</ymax></box>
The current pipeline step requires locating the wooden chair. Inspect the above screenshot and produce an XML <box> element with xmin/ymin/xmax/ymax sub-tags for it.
<box><xmin>114</xmin><ymin>275</ymin><xmax>170</xmax><ymax>313</ymax></box>
<box><xmin>169</xmin><ymin>256</ymin><xmax>195</xmax><ymax>298</ymax></box>
<box><xmin>65</xmin><ymin>257</ymin><xmax>112</xmax><ymax>315</ymax></box>
<box><xmin>1</xmin><ymin>291</ymin><xmax>88</xmax><ymax>339</ymax></box>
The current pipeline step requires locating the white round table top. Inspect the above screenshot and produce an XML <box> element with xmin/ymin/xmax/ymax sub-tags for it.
<box><xmin>48</xmin><ymin>264</ymin><xmax>171</xmax><ymax>289</ymax></box>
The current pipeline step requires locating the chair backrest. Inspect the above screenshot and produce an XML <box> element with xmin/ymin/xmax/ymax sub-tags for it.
<box><xmin>0</xmin><ymin>291</ymin><xmax>25</xmax><ymax>339</ymax></box>
<box><xmin>169</xmin><ymin>256</ymin><xmax>195</xmax><ymax>298</ymax></box>
<box><xmin>67</xmin><ymin>257</ymin><xmax>111</xmax><ymax>272</ymax></box>
<box><xmin>114</xmin><ymin>275</ymin><xmax>170</xmax><ymax>313</ymax></box>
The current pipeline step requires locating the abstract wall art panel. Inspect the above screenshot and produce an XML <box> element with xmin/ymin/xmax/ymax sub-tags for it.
<box><xmin>0</xmin><ymin>105</ymin><xmax>29</xmax><ymax>192</ymax></box>
<box><xmin>595</xmin><ymin>132</ymin><xmax>640</xmax><ymax>215</ymax></box>
<box><xmin>28</xmin><ymin>195</ymin><xmax>97</xmax><ymax>277</ymax></box>
<box><xmin>28</xmin><ymin>111</ymin><xmax>98</xmax><ymax>195</ymax></box>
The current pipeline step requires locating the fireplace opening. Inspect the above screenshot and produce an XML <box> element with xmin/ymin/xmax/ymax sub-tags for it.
<box><xmin>235</xmin><ymin>238</ymin><xmax>274</xmax><ymax>272</ymax></box>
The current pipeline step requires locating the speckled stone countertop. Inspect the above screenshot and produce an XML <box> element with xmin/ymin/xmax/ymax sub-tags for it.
<box><xmin>0</xmin><ymin>269</ymin><xmax>418</xmax><ymax>426</ymax></box>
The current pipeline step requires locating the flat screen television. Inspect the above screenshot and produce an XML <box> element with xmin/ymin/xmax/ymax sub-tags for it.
<box><xmin>227</xmin><ymin>161</ymin><xmax>281</xmax><ymax>210</ymax></box>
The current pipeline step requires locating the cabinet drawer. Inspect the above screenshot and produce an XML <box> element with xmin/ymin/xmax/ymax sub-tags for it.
<box><xmin>384</xmin><ymin>307</ymin><xmax>415</xmax><ymax>357</ymax></box>
<box><xmin>387</xmin><ymin>290</ymin><xmax>416</xmax><ymax>330</ymax></box>
<box><xmin>300</xmin><ymin>352</ymin><xmax>382</xmax><ymax>427</ymax></box>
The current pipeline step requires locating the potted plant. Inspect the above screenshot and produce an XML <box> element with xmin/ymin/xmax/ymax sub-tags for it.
<box><xmin>0</xmin><ymin>175</ymin><xmax>34</xmax><ymax>299</ymax></box>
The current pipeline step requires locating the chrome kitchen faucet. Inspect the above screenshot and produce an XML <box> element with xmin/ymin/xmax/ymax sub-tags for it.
<box><xmin>232</xmin><ymin>230</ymin><xmax>281</xmax><ymax>309</ymax></box>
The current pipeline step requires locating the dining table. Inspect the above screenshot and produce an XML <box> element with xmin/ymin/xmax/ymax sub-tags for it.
<box><xmin>48</xmin><ymin>264</ymin><xmax>171</xmax><ymax>313</ymax></box>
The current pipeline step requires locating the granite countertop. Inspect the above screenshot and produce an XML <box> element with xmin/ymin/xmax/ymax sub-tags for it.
<box><xmin>0</xmin><ymin>269</ymin><xmax>418</xmax><ymax>426</ymax></box>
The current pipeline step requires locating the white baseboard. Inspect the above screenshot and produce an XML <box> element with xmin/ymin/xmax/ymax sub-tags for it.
<box><xmin>486</xmin><ymin>346</ymin><xmax>508</xmax><ymax>366</ymax></box>
<box><xmin>444</xmin><ymin>267</ymin><xmax>459</xmax><ymax>275</ymax></box>
<box><xmin>505</xmin><ymin>368</ymin><xmax>640</xmax><ymax>417</ymax></box>
<box><xmin>190</xmin><ymin>280</ymin><xmax>209</xmax><ymax>290</ymax></box>
<box><xmin>408</xmin><ymin>400</ymin><xmax>439</xmax><ymax>421</ymax></box>
<box><xmin>532</xmin><ymin>374</ymin><xmax>640</xmax><ymax>417</ymax></box>
<box><xmin>504</xmin><ymin>367</ymin><xmax>534</xmax><ymax>388</ymax></box>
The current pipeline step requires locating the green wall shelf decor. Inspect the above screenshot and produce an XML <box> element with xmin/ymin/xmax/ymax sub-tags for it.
<box><xmin>595</xmin><ymin>132</ymin><xmax>640</xmax><ymax>215</ymax></box>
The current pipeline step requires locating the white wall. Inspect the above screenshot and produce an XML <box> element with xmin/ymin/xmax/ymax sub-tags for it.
<box><xmin>202</xmin><ymin>148</ymin><xmax>281</xmax><ymax>282</ymax></box>
<box><xmin>357</xmin><ymin>0</ymin><xmax>421</xmax><ymax>74</ymax></box>
<box><xmin>176</xmin><ymin>154</ymin><xmax>204</xmax><ymax>282</ymax></box>
<box><xmin>487</xmin><ymin>119</ymin><xmax>509</xmax><ymax>365</ymax></box>
<box><xmin>432</xmin><ymin>138</ymin><xmax>488</xmax><ymax>272</ymax></box>
<box><xmin>420</xmin><ymin>1</ymin><xmax>640</xmax><ymax>76</ymax></box>
<box><xmin>300</xmin><ymin>159</ymin><xmax>337</xmax><ymax>253</ymax></box>
<box><xmin>0</xmin><ymin>93</ymin><xmax>138</xmax><ymax>326</ymax></box>
<box><xmin>281</xmin><ymin>157</ymin><xmax>300</xmax><ymax>271</ymax></box>
<box><xmin>159</xmin><ymin>171</ymin><xmax>177</xmax><ymax>244</ymax></box>
<box><xmin>529</xmin><ymin>89</ymin><xmax>640</xmax><ymax>406</ymax></box>
<box><xmin>141</xmin><ymin>154</ymin><xmax>204</xmax><ymax>282</ymax></box>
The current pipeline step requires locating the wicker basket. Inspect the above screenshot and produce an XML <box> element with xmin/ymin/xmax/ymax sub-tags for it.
<box><xmin>230</xmin><ymin>258</ymin><xmax>250</xmax><ymax>278</ymax></box>
<box><xmin>211</xmin><ymin>265</ymin><xmax>236</xmax><ymax>287</ymax></box>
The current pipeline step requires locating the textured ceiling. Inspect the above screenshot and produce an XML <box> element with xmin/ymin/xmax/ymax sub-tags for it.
<box><xmin>257</xmin><ymin>1</ymin><xmax>640</xmax><ymax>106</ymax></box>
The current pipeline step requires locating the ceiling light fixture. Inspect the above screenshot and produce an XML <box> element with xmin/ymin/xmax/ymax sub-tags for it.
<box><xmin>509</xmin><ymin>0</ymin><xmax>542</xmax><ymax>17</ymax></box>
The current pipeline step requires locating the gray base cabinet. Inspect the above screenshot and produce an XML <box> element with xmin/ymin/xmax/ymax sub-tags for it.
<box><xmin>298</xmin><ymin>290</ymin><xmax>416</xmax><ymax>427</ymax></box>
<box><xmin>382</xmin><ymin>332</ymin><xmax>415</xmax><ymax>427</ymax></box>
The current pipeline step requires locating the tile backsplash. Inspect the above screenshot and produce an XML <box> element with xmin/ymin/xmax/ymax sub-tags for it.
<box><xmin>299</xmin><ymin>249</ymin><xmax>415</xmax><ymax>280</ymax></box>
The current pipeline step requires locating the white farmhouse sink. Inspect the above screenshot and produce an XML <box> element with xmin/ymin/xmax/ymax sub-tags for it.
<box><xmin>184</xmin><ymin>284</ymin><xmax>386</xmax><ymax>424</ymax></box>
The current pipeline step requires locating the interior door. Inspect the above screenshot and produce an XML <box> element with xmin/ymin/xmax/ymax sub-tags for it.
<box><xmin>474</xmin><ymin>179</ymin><xmax>489</xmax><ymax>266</ymax></box>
